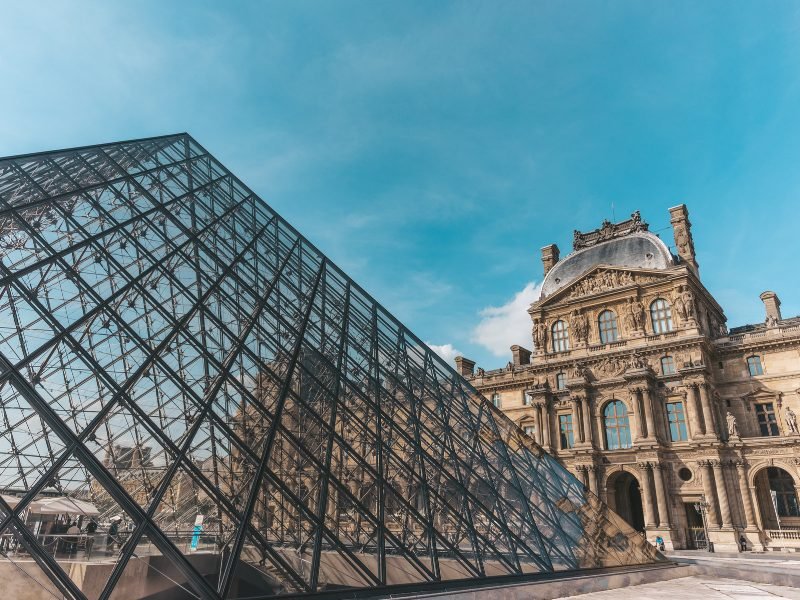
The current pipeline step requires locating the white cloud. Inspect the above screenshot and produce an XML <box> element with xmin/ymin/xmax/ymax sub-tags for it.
<box><xmin>425</xmin><ymin>342</ymin><xmax>463</xmax><ymax>365</ymax></box>
<box><xmin>471</xmin><ymin>281</ymin><xmax>541</xmax><ymax>357</ymax></box>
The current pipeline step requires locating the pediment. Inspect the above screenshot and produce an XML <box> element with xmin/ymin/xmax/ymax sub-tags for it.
<box><xmin>536</xmin><ymin>265</ymin><xmax>671</xmax><ymax>307</ymax></box>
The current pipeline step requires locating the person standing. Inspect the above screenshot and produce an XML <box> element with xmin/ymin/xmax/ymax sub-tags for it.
<box><xmin>85</xmin><ymin>519</ymin><xmax>98</xmax><ymax>559</ymax></box>
<box><xmin>106</xmin><ymin>520</ymin><xmax>119</xmax><ymax>555</ymax></box>
<box><xmin>66</xmin><ymin>521</ymin><xmax>80</xmax><ymax>556</ymax></box>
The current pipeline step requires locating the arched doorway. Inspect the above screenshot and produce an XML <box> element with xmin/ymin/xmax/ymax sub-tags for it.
<box><xmin>754</xmin><ymin>466</ymin><xmax>800</xmax><ymax>530</ymax></box>
<box><xmin>607</xmin><ymin>471</ymin><xmax>645</xmax><ymax>532</ymax></box>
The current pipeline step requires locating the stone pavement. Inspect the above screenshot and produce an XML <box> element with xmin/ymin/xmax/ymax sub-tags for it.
<box><xmin>556</xmin><ymin>575</ymin><xmax>800</xmax><ymax>599</ymax></box>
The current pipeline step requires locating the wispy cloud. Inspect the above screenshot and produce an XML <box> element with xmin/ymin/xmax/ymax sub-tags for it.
<box><xmin>471</xmin><ymin>281</ymin><xmax>541</xmax><ymax>358</ymax></box>
<box><xmin>425</xmin><ymin>342</ymin><xmax>463</xmax><ymax>365</ymax></box>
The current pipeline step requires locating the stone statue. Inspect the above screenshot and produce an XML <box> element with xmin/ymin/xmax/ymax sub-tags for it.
<box><xmin>532</xmin><ymin>320</ymin><xmax>541</xmax><ymax>349</ymax></box>
<box><xmin>631</xmin><ymin>299</ymin><xmax>645</xmax><ymax>330</ymax></box>
<box><xmin>506</xmin><ymin>361</ymin><xmax>513</xmax><ymax>372</ymax></box>
<box><xmin>673</xmin><ymin>293</ymin><xmax>687</xmax><ymax>321</ymax></box>
<box><xmin>726</xmin><ymin>411</ymin><xmax>739</xmax><ymax>437</ymax></box>
<box><xmin>535</xmin><ymin>320</ymin><xmax>548</xmax><ymax>351</ymax></box>
<box><xmin>571</xmin><ymin>361</ymin><xmax>588</xmax><ymax>380</ymax></box>
<box><xmin>623</xmin><ymin>299</ymin><xmax>637</xmax><ymax>331</ymax></box>
<box><xmin>476</xmin><ymin>367</ymin><xmax>485</xmax><ymax>377</ymax></box>
<box><xmin>681</xmin><ymin>287</ymin><xmax>696</xmax><ymax>319</ymax></box>
<box><xmin>569</xmin><ymin>310</ymin><xmax>589</xmax><ymax>343</ymax></box>
<box><xmin>766</xmin><ymin>314</ymin><xmax>779</xmax><ymax>328</ymax></box>
<box><xmin>785</xmin><ymin>407</ymin><xmax>799</xmax><ymax>435</ymax></box>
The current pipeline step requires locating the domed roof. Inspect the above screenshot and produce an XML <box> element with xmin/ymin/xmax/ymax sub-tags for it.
<box><xmin>540</xmin><ymin>231</ymin><xmax>674</xmax><ymax>299</ymax></box>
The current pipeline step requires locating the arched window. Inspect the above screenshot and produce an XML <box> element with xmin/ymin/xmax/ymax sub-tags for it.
<box><xmin>650</xmin><ymin>298</ymin><xmax>674</xmax><ymax>334</ymax></box>
<box><xmin>551</xmin><ymin>320</ymin><xmax>570</xmax><ymax>352</ymax></box>
<box><xmin>660</xmin><ymin>355</ymin><xmax>676</xmax><ymax>375</ymax></box>
<box><xmin>767</xmin><ymin>468</ymin><xmax>800</xmax><ymax>517</ymax></box>
<box><xmin>598</xmin><ymin>310</ymin><xmax>619</xmax><ymax>344</ymax></box>
<box><xmin>604</xmin><ymin>400</ymin><xmax>631</xmax><ymax>450</ymax></box>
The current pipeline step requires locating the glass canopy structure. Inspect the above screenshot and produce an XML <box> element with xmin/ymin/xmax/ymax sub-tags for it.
<box><xmin>0</xmin><ymin>134</ymin><xmax>659</xmax><ymax>599</ymax></box>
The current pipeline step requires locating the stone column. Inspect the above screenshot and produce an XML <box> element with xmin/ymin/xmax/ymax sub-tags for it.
<box><xmin>651</xmin><ymin>464</ymin><xmax>671</xmax><ymax>527</ymax></box>
<box><xmin>638</xmin><ymin>462</ymin><xmax>657</xmax><ymax>529</ymax></box>
<box><xmin>575</xmin><ymin>465</ymin><xmax>588</xmax><ymax>489</ymax></box>
<box><xmin>632</xmin><ymin>389</ymin><xmax>645</xmax><ymax>440</ymax></box>
<box><xmin>642</xmin><ymin>386</ymin><xmax>657</xmax><ymax>440</ymax></box>
<box><xmin>541</xmin><ymin>403</ymin><xmax>551</xmax><ymax>449</ymax></box>
<box><xmin>699</xmin><ymin>460</ymin><xmax>721</xmax><ymax>528</ymax></box>
<box><xmin>534</xmin><ymin>404</ymin><xmax>544</xmax><ymax>445</ymax></box>
<box><xmin>595</xmin><ymin>412</ymin><xmax>605</xmax><ymax>450</ymax></box>
<box><xmin>572</xmin><ymin>397</ymin><xmax>584</xmax><ymax>443</ymax></box>
<box><xmin>683</xmin><ymin>385</ymin><xmax>702</xmax><ymax>439</ymax></box>
<box><xmin>582</xmin><ymin>396</ymin><xmax>593</xmax><ymax>446</ymax></box>
<box><xmin>735</xmin><ymin>461</ymin><xmax>757</xmax><ymax>529</ymax></box>
<box><xmin>587</xmin><ymin>465</ymin><xmax>599</xmax><ymax>496</ymax></box>
<box><xmin>712</xmin><ymin>460</ymin><xmax>733</xmax><ymax>528</ymax></box>
<box><xmin>698</xmin><ymin>382</ymin><xmax>717</xmax><ymax>438</ymax></box>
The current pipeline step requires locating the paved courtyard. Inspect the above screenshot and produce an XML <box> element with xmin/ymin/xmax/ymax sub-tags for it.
<box><xmin>557</xmin><ymin>575</ymin><xmax>800</xmax><ymax>599</ymax></box>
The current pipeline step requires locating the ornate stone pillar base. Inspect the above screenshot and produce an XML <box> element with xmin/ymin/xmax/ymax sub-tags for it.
<box><xmin>707</xmin><ymin>529</ymin><xmax>740</xmax><ymax>553</ymax></box>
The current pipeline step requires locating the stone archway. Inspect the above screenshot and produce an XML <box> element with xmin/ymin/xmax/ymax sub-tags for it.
<box><xmin>606</xmin><ymin>470</ymin><xmax>646</xmax><ymax>532</ymax></box>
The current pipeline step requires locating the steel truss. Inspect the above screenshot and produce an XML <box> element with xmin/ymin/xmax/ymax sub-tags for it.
<box><xmin>0</xmin><ymin>134</ymin><xmax>659</xmax><ymax>599</ymax></box>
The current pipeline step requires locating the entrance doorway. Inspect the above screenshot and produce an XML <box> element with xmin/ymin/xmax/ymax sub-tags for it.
<box><xmin>608</xmin><ymin>471</ymin><xmax>645</xmax><ymax>532</ymax></box>
<box><xmin>685</xmin><ymin>502</ymin><xmax>707</xmax><ymax>549</ymax></box>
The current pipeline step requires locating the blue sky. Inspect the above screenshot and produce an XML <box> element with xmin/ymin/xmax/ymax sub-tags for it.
<box><xmin>2</xmin><ymin>1</ymin><xmax>799</xmax><ymax>369</ymax></box>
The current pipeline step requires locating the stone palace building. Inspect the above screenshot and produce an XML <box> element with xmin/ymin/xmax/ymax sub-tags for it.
<box><xmin>455</xmin><ymin>205</ymin><xmax>800</xmax><ymax>552</ymax></box>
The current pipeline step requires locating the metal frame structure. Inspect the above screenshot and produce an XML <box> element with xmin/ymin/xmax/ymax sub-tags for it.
<box><xmin>0</xmin><ymin>134</ymin><xmax>659</xmax><ymax>599</ymax></box>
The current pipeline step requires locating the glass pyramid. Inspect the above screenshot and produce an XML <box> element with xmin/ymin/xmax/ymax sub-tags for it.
<box><xmin>0</xmin><ymin>134</ymin><xmax>659</xmax><ymax>599</ymax></box>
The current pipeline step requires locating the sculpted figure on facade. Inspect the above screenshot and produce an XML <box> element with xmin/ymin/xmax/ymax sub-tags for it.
<box><xmin>628</xmin><ymin>352</ymin><xmax>648</xmax><ymax>370</ymax></box>
<box><xmin>681</xmin><ymin>286</ymin><xmax>696</xmax><ymax>320</ymax></box>
<box><xmin>766</xmin><ymin>314</ymin><xmax>779</xmax><ymax>328</ymax></box>
<box><xmin>569</xmin><ymin>310</ymin><xmax>589</xmax><ymax>343</ymax></box>
<box><xmin>623</xmin><ymin>299</ymin><xmax>637</xmax><ymax>332</ymax></box>
<box><xmin>726</xmin><ymin>411</ymin><xmax>739</xmax><ymax>437</ymax></box>
<box><xmin>785</xmin><ymin>406</ymin><xmax>799</xmax><ymax>435</ymax></box>
<box><xmin>631</xmin><ymin>298</ymin><xmax>645</xmax><ymax>330</ymax></box>
<box><xmin>532</xmin><ymin>319</ymin><xmax>548</xmax><ymax>351</ymax></box>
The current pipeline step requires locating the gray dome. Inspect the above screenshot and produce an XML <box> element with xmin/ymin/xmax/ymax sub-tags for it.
<box><xmin>540</xmin><ymin>232</ymin><xmax>674</xmax><ymax>298</ymax></box>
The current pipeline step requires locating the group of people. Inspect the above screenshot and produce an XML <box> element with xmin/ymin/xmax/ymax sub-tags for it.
<box><xmin>38</xmin><ymin>516</ymin><xmax>121</xmax><ymax>558</ymax></box>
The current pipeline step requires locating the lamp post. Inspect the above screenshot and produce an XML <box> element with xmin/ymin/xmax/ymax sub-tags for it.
<box><xmin>694</xmin><ymin>499</ymin><xmax>714</xmax><ymax>552</ymax></box>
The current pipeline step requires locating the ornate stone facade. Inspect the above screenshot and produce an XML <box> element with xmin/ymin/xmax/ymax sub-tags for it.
<box><xmin>458</xmin><ymin>205</ymin><xmax>800</xmax><ymax>552</ymax></box>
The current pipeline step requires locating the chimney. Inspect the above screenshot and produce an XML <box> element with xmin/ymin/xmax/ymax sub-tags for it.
<box><xmin>454</xmin><ymin>356</ymin><xmax>475</xmax><ymax>377</ymax></box>
<box><xmin>541</xmin><ymin>244</ymin><xmax>560</xmax><ymax>277</ymax></box>
<box><xmin>760</xmin><ymin>291</ymin><xmax>782</xmax><ymax>323</ymax></box>
<box><xmin>668</xmin><ymin>204</ymin><xmax>699</xmax><ymax>274</ymax></box>
<box><xmin>510</xmin><ymin>345</ymin><xmax>532</xmax><ymax>366</ymax></box>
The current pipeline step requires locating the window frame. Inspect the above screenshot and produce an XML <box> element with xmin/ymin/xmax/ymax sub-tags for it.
<box><xmin>551</xmin><ymin>320</ymin><xmax>570</xmax><ymax>352</ymax></box>
<box><xmin>603</xmin><ymin>400</ymin><xmax>631</xmax><ymax>450</ymax></box>
<box><xmin>747</xmin><ymin>355</ymin><xmax>764</xmax><ymax>377</ymax></box>
<box><xmin>598</xmin><ymin>310</ymin><xmax>619</xmax><ymax>344</ymax></box>
<box><xmin>665</xmin><ymin>401</ymin><xmax>688</xmax><ymax>442</ymax></box>
<box><xmin>490</xmin><ymin>392</ymin><xmax>501</xmax><ymax>409</ymax></box>
<box><xmin>650</xmin><ymin>298</ymin><xmax>674</xmax><ymax>334</ymax></box>
<box><xmin>555</xmin><ymin>372</ymin><xmax>566</xmax><ymax>391</ymax></box>
<box><xmin>755</xmin><ymin>402</ymin><xmax>779</xmax><ymax>437</ymax></box>
<box><xmin>660</xmin><ymin>355</ymin><xmax>676</xmax><ymax>375</ymax></box>
<box><xmin>559</xmin><ymin>413</ymin><xmax>574</xmax><ymax>449</ymax></box>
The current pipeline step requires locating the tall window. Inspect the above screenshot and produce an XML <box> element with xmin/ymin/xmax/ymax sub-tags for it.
<box><xmin>767</xmin><ymin>468</ymin><xmax>800</xmax><ymax>517</ymax></box>
<box><xmin>523</xmin><ymin>425</ymin><xmax>536</xmax><ymax>438</ymax></box>
<box><xmin>650</xmin><ymin>298</ymin><xmax>674</xmax><ymax>334</ymax></box>
<box><xmin>661</xmin><ymin>355</ymin><xmax>676</xmax><ymax>375</ymax></box>
<box><xmin>555</xmin><ymin>372</ymin><xmax>566</xmax><ymax>390</ymax></box>
<box><xmin>603</xmin><ymin>400</ymin><xmax>631</xmax><ymax>450</ymax></box>
<box><xmin>559</xmin><ymin>414</ymin><xmax>574</xmax><ymax>449</ymax></box>
<box><xmin>551</xmin><ymin>320</ymin><xmax>570</xmax><ymax>352</ymax></box>
<box><xmin>747</xmin><ymin>355</ymin><xmax>764</xmax><ymax>376</ymax></box>
<box><xmin>491</xmin><ymin>393</ymin><xmax>501</xmax><ymax>408</ymax></box>
<box><xmin>666</xmin><ymin>401</ymin><xmax>688</xmax><ymax>441</ymax></box>
<box><xmin>598</xmin><ymin>310</ymin><xmax>619</xmax><ymax>344</ymax></box>
<box><xmin>755</xmin><ymin>403</ymin><xmax>779</xmax><ymax>436</ymax></box>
